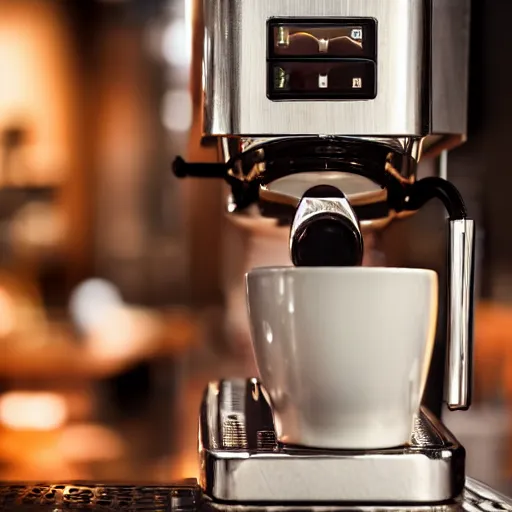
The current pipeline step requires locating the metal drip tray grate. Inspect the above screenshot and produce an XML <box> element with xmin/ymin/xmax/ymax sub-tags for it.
<box><xmin>199</xmin><ymin>379</ymin><xmax>466</xmax><ymax>505</ymax></box>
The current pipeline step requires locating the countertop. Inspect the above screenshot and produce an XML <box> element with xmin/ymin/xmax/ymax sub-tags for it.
<box><xmin>0</xmin><ymin>478</ymin><xmax>511</xmax><ymax>511</ymax></box>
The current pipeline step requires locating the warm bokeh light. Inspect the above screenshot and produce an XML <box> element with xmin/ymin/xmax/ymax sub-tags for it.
<box><xmin>85</xmin><ymin>306</ymin><xmax>160</xmax><ymax>361</ymax></box>
<box><xmin>162</xmin><ymin>19</ymin><xmax>191</xmax><ymax>68</ymax></box>
<box><xmin>69</xmin><ymin>279</ymin><xmax>163</xmax><ymax>361</ymax></box>
<box><xmin>162</xmin><ymin>90</ymin><xmax>193</xmax><ymax>132</ymax></box>
<box><xmin>69</xmin><ymin>278</ymin><xmax>123</xmax><ymax>334</ymax></box>
<box><xmin>9</xmin><ymin>202</ymin><xmax>66</xmax><ymax>254</ymax></box>
<box><xmin>58</xmin><ymin>423</ymin><xmax>124</xmax><ymax>463</ymax></box>
<box><xmin>185</xmin><ymin>0</ymin><xmax>193</xmax><ymax>41</ymax></box>
<box><xmin>0</xmin><ymin>273</ymin><xmax>48</xmax><ymax>348</ymax></box>
<box><xmin>0</xmin><ymin>392</ymin><xmax>68</xmax><ymax>431</ymax></box>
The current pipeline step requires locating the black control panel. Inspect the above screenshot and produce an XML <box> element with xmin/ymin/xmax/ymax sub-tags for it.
<box><xmin>267</xmin><ymin>18</ymin><xmax>377</xmax><ymax>100</ymax></box>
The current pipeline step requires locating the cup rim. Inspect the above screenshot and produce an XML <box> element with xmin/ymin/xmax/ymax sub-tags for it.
<box><xmin>246</xmin><ymin>266</ymin><xmax>438</xmax><ymax>278</ymax></box>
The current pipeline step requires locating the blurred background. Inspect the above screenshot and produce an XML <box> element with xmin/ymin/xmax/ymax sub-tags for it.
<box><xmin>0</xmin><ymin>0</ymin><xmax>511</xmax><ymax>496</ymax></box>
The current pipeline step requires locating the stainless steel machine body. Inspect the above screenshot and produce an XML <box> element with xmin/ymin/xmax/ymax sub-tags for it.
<box><xmin>200</xmin><ymin>0</ymin><xmax>471</xmax><ymax>220</ymax></box>
<box><xmin>202</xmin><ymin>0</ymin><xmax>469</xmax><ymax>141</ymax></box>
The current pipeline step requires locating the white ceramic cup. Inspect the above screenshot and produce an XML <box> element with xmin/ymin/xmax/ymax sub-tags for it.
<box><xmin>245</xmin><ymin>267</ymin><xmax>438</xmax><ymax>450</ymax></box>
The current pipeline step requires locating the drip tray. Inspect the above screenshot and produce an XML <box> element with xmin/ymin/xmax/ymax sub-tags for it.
<box><xmin>199</xmin><ymin>379</ymin><xmax>465</xmax><ymax>505</ymax></box>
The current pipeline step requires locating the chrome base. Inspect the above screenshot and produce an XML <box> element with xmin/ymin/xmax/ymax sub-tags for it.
<box><xmin>199</xmin><ymin>379</ymin><xmax>466</xmax><ymax>505</ymax></box>
<box><xmin>204</xmin><ymin>479</ymin><xmax>512</xmax><ymax>512</ymax></box>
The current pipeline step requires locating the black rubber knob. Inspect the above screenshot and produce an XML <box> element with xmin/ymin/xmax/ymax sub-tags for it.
<box><xmin>172</xmin><ymin>156</ymin><xmax>188</xmax><ymax>178</ymax></box>
<box><xmin>291</xmin><ymin>215</ymin><xmax>363</xmax><ymax>267</ymax></box>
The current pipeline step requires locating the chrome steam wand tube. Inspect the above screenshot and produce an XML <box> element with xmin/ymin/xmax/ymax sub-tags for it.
<box><xmin>445</xmin><ymin>218</ymin><xmax>475</xmax><ymax>410</ymax></box>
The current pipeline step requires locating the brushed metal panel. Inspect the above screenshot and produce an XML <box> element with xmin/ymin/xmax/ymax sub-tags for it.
<box><xmin>431</xmin><ymin>0</ymin><xmax>471</xmax><ymax>135</ymax></box>
<box><xmin>203</xmin><ymin>0</ymin><xmax>235</xmax><ymax>137</ymax></box>
<box><xmin>203</xmin><ymin>0</ymin><xmax>426</xmax><ymax>137</ymax></box>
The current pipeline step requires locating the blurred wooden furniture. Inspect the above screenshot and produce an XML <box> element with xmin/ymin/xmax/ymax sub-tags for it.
<box><xmin>474</xmin><ymin>301</ymin><xmax>512</xmax><ymax>480</ymax></box>
<box><xmin>474</xmin><ymin>301</ymin><xmax>512</xmax><ymax>403</ymax></box>
<box><xmin>0</xmin><ymin>310</ymin><xmax>198</xmax><ymax>381</ymax></box>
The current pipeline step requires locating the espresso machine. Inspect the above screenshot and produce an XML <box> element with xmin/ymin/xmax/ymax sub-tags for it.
<box><xmin>170</xmin><ymin>0</ymin><xmax>486</xmax><ymax>506</ymax></box>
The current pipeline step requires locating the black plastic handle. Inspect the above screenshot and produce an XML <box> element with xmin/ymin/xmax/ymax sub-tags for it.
<box><xmin>172</xmin><ymin>156</ymin><xmax>229</xmax><ymax>179</ymax></box>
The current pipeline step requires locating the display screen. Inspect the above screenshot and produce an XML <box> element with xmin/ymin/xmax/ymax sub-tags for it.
<box><xmin>267</xmin><ymin>18</ymin><xmax>377</xmax><ymax>100</ymax></box>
